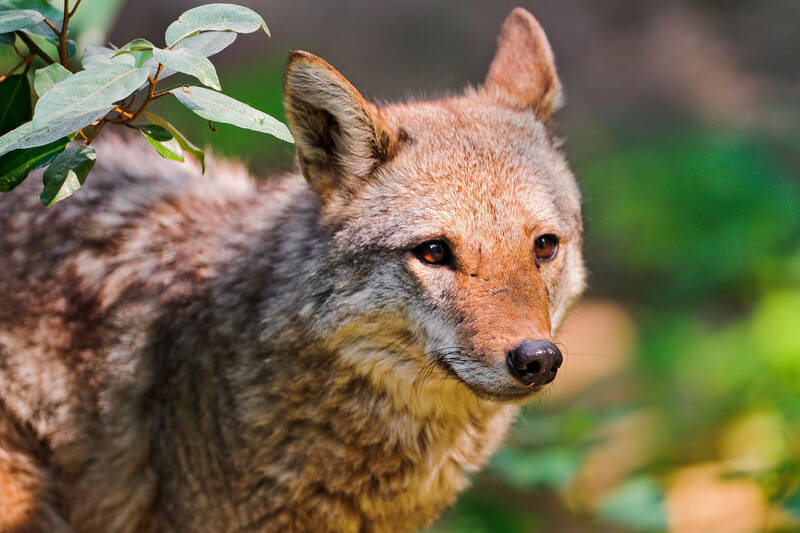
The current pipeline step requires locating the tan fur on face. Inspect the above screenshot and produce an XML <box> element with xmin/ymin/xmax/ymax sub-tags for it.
<box><xmin>0</xmin><ymin>8</ymin><xmax>584</xmax><ymax>532</ymax></box>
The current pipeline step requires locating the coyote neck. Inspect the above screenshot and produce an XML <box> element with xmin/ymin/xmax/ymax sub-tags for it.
<box><xmin>147</xmin><ymin>302</ymin><xmax>517</xmax><ymax>531</ymax></box>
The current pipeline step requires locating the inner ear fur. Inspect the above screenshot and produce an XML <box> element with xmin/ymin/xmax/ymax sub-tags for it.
<box><xmin>284</xmin><ymin>51</ymin><xmax>399</xmax><ymax>199</ymax></box>
<box><xmin>481</xmin><ymin>7</ymin><xmax>563</xmax><ymax>120</ymax></box>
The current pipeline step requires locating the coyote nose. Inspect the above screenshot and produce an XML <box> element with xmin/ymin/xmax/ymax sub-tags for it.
<box><xmin>506</xmin><ymin>340</ymin><xmax>563</xmax><ymax>386</ymax></box>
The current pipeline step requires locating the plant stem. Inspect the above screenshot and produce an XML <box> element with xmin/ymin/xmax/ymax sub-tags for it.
<box><xmin>112</xmin><ymin>107</ymin><xmax>135</xmax><ymax>119</ymax></box>
<box><xmin>42</xmin><ymin>18</ymin><xmax>60</xmax><ymax>37</ymax></box>
<box><xmin>15</xmin><ymin>32</ymin><xmax>55</xmax><ymax>65</ymax></box>
<box><xmin>58</xmin><ymin>0</ymin><xmax>70</xmax><ymax>66</ymax></box>
<box><xmin>130</xmin><ymin>64</ymin><xmax>164</xmax><ymax>121</ymax></box>
<box><xmin>0</xmin><ymin>53</ymin><xmax>35</xmax><ymax>83</ymax></box>
<box><xmin>84</xmin><ymin>119</ymin><xmax>108</xmax><ymax>145</ymax></box>
<box><xmin>69</xmin><ymin>0</ymin><xmax>82</xmax><ymax>18</ymax></box>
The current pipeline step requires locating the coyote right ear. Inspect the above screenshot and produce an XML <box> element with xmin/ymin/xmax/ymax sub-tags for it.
<box><xmin>284</xmin><ymin>51</ymin><xmax>399</xmax><ymax>201</ymax></box>
<box><xmin>481</xmin><ymin>8</ymin><xmax>563</xmax><ymax>121</ymax></box>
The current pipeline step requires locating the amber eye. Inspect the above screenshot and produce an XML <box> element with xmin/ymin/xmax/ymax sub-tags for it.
<box><xmin>534</xmin><ymin>234</ymin><xmax>559</xmax><ymax>262</ymax></box>
<box><xmin>414</xmin><ymin>240</ymin><xmax>452</xmax><ymax>266</ymax></box>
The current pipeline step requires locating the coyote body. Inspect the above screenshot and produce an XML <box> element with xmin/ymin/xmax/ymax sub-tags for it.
<box><xmin>0</xmin><ymin>8</ymin><xmax>585</xmax><ymax>533</ymax></box>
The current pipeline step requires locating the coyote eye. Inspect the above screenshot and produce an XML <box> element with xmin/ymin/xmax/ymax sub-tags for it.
<box><xmin>414</xmin><ymin>240</ymin><xmax>451</xmax><ymax>266</ymax></box>
<box><xmin>534</xmin><ymin>234</ymin><xmax>559</xmax><ymax>262</ymax></box>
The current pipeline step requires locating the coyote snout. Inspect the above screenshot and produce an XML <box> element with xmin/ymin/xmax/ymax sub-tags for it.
<box><xmin>507</xmin><ymin>339</ymin><xmax>563</xmax><ymax>386</ymax></box>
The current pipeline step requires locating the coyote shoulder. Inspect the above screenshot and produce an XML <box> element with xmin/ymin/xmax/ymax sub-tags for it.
<box><xmin>0</xmin><ymin>7</ymin><xmax>585</xmax><ymax>532</ymax></box>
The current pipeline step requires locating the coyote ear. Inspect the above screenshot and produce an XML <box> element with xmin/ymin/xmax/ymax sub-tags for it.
<box><xmin>284</xmin><ymin>51</ymin><xmax>399</xmax><ymax>200</ymax></box>
<box><xmin>481</xmin><ymin>8</ymin><xmax>563</xmax><ymax>120</ymax></box>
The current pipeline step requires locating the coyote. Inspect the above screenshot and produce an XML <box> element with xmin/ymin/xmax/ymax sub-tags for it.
<box><xmin>0</xmin><ymin>7</ymin><xmax>585</xmax><ymax>532</ymax></box>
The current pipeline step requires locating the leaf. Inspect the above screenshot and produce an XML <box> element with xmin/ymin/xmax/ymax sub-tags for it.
<box><xmin>0</xmin><ymin>107</ymin><xmax>110</xmax><ymax>157</ymax></box>
<box><xmin>164</xmin><ymin>3</ymin><xmax>269</xmax><ymax>47</ymax></box>
<box><xmin>81</xmin><ymin>45</ymin><xmax>135</xmax><ymax>69</ymax></box>
<box><xmin>0</xmin><ymin>135</ymin><xmax>72</xmax><ymax>191</ymax></box>
<box><xmin>491</xmin><ymin>447</ymin><xmax>581</xmax><ymax>490</ymax></box>
<box><xmin>40</xmin><ymin>145</ymin><xmax>96</xmax><ymax>206</ymax></box>
<box><xmin>144</xmin><ymin>111</ymin><xmax>205</xmax><ymax>172</ymax></box>
<box><xmin>138</xmin><ymin>124</ymin><xmax>184</xmax><ymax>162</ymax></box>
<box><xmin>21</xmin><ymin>22</ymin><xmax>75</xmax><ymax>57</ymax></box>
<box><xmin>174</xmin><ymin>30</ymin><xmax>236</xmax><ymax>57</ymax></box>
<box><xmin>598</xmin><ymin>477</ymin><xmax>668</xmax><ymax>531</ymax></box>
<box><xmin>32</xmin><ymin>64</ymin><xmax>149</xmax><ymax>129</ymax></box>
<box><xmin>784</xmin><ymin>488</ymin><xmax>800</xmax><ymax>516</ymax></box>
<box><xmin>0</xmin><ymin>0</ymin><xmax>62</xmax><ymax>22</ymax></box>
<box><xmin>112</xmin><ymin>37</ymin><xmax>155</xmax><ymax>68</ymax></box>
<box><xmin>153</xmin><ymin>47</ymin><xmax>220</xmax><ymax>90</ymax></box>
<box><xmin>115</xmin><ymin>38</ymin><xmax>154</xmax><ymax>53</ymax></box>
<box><xmin>33</xmin><ymin>63</ymin><xmax>72</xmax><ymax>96</ymax></box>
<box><xmin>169</xmin><ymin>86</ymin><xmax>293</xmax><ymax>143</ymax></box>
<box><xmin>0</xmin><ymin>74</ymin><xmax>31</xmax><ymax>135</ymax></box>
<box><xmin>0</xmin><ymin>9</ymin><xmax>43</xmax><ymax>33</ymax></box>
<box><xmin>0</xmin><ymin>31</ymin><xmax>15</xmax><ymax>44</ymax></box>
<box><xmin>155</xmin><ymin>31</ymin><xmax>236</xmax><ymax>82</ymax></box>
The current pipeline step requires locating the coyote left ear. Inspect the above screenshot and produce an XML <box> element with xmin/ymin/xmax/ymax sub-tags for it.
<box><xmin>482</xmin><ymin>8</ymin><xmax>563</xmax><ymax>120</ymax></box>
<box><xmin>284</xmin><ymin>51</ymin><xmax>399</xmax><ymax>201</ymax></box>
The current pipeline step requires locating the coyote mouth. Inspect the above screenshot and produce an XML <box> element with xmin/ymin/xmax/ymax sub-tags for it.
<box><xmin>463</xmin><ymin>382</ymin><xmax>545</xmax><ymax>403</ymax></box>
<box><xmin>433</xmin><ymin>356</ymin><xmax>544</xmax><ymax>403</ymax></box>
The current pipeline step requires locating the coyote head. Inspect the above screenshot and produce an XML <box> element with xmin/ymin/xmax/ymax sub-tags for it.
<box><xmin>284</xmin><ymin>8</ymin><xmax>586</xmax><ymax>404</ymax></box>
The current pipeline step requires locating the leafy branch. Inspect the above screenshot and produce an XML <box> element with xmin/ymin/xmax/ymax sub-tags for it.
<box><xmin>0</xmin><ymin>1</ymin><xmax>293</xmax><ymax>205</ymax></box>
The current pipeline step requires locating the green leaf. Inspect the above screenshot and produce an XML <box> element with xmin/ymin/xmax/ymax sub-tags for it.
<box><xmin>33</xmin><ymin>63</ymin><xmax>72</xmax><ymax>96</ymax></box>
<box><xmin>81</xmin><ymin>45</ymin><xmax>135</xmax><ymax>69</ymax></box>
<box><xmin>153</xmin><ymin>47</ymin><xmax>220</xmax><ymax>90</ymax></box>
<box><xmin>0</xmin><ymin>135</ymin><xmax>72</xmax><ymax>191</ymax></box>
<box><xmin>490</xmin><ymin>447</ymin><xmax>581</xmax><ymax>489</ymax></box>
<box><xmin>144</xmin><ymin>111</ymin><xmax>205</xmax><ymax>172</ymax></box>
<box><xmin>169</xmin><ymin>86</ymin><xmax>293</xmax><ymax>143</ymax></box>
<box><xmin>115</xmin><ymin>38</ymin><xmax>154</xmax><ymax>53</ymax></box>
<box><xmin>0</xmin><ymin>107</ymin><xmax>109</xmax><ymax>156</ymax></box>
<box><xmin>598</xmin><ymin>477</ymin><xmax>668</xmax><ymax>531</ymax></box>
<box><xmin>138</xmin><ymin>124</ymin><xmax>184</xmax><ymax>162</ymax></box>
<box><xmin>173</xmin><ymin>30</ymin><xmax>236</xmax><ymax>57</ymax></box>
<box><xmin>0</xmin><ymin>74</ymin><xmax>31</xmax><ymax>135</ymax></box>
<box><xmin>32</xmin><ymin>64</ymin><xmax>149</xmax><ymax>129</ymax></box>
<box><xmin>0</xmin><ymin>31</ymin><xmax>13</xmax><ymax>44</ymax></box>
<box><xmin>40</xmin><ymin>145</ymin><xmax>96</xmax><ymax>206</ymax></box>
<box><xmin>784</xmin><ymin>488</ymin><xmax>800</xmax><ymax>516</ymax></box>
<box><xmin>112</xmin><ymin>37</ymin><xmax>155</xmax><ymax>68</ymax></box>
<box><xmin>0</xmin><ymin>9</ymin><xmax>44</xmax><ymax>33</ymax></box>
<box><xmin>0</xmin><ymin>0</ymin><xmax>61</xmax><ymax>22</ymax></box>
<box><xmin>156</xmin><ymin>31</ymin><xmax>236</xmax><ymax>82</ymax></box>
<box><xmin>164</xmin><ymin>3</ymin><xmax>269</xmax><ymax>47</ymax></box>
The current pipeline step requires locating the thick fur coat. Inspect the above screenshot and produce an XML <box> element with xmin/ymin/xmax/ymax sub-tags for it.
<box><xmin>0</xmin><ymin>8</ymin><xmax>585</xmax><ymax>532</ymax></box>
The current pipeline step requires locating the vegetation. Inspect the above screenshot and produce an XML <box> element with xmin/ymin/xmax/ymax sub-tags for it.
<box><xmin>0</xmin><ymin>0</ymin><xmax>291</xmax><ymax>205</ymax></box>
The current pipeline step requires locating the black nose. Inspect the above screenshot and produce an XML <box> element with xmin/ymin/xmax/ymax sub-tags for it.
<box><xmin>506</xmin><ymin>340</ymin><xmax>563</xmax><ymax>386</ymax></box>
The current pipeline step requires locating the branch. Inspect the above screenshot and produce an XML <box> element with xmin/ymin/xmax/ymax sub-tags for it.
<box><xmin>58</xmin><ymin>0</ymin><xmax>70</xmax><ymax>66</ymax></box>
<box><xmin>130</xmin><ymin>64</ymin><xmax>164</xmax><ymax>121</ymax></box>
<box><xmin>69</xmin><ymin>0</ymin><xmax>82</xmax><ymax>18</ymax></box>
<box><xmin>84</xmin><ymin>118</ymin><xmax>107</xmax><ymax>145</ymax></box>
<box><xmin>0</xmin><ymin>53</ymin><xmax>35</xmax><ymax>83</ymax></box>
<box><xmin>42</xmin><ymin>18</ymin><xmax>60</xmax><ymax>37</ymax></box>
<box><xmin>15</xmin><ymin>31</ymin><xmax>55</xmax><ymax>65</ymax></box>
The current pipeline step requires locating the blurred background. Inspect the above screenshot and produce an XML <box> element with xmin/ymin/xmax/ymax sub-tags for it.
<box><xmin>7</xmin><ymin>1</ymin><xmax>800</xmax><ymax>531</ymax></box>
